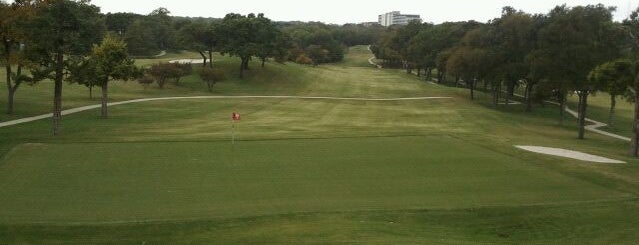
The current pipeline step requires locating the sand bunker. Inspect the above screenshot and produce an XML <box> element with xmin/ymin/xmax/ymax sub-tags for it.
<box><xmin>515</xmin><ymin>146</ymin><xmax>625</xmax><ymax>164</ymax></box>
<box><xmin>169</xmin><ymin>59</ymin><xmax>205</xmax><ymax>64</ymax></box>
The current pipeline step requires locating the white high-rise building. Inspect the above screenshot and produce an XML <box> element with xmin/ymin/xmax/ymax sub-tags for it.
<box><xmin>378</xmin><ymin>11</ymin><xmax>422</xmax><ymax>27</ymax></box>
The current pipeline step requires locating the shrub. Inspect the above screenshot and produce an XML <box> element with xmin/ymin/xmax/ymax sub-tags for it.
<box><xmin>137</xmin><ymin>75</ymin><xmax>155</xmax><ymax>89</ymax></box>
<box><xmin>198</xmin><ymin>68</ymin><xmax>226</xmax><ymax>92</ymax></box>
<box><xmin>295</xmin><ymin>54</ymin><xmax>313</xmax><ymax>65</ymax></box>
<box><xmin>147</xmin><ymin>63</ymin><xmax>194</xmax><ymax>88</ymax></box>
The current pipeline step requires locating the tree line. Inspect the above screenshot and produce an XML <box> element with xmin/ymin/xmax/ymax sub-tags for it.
<box><xmin>0</xmin><ymin>0</ymin><xmax>382</xmax><ymax>135</ymax></box>
<box><xmin>372</xmin><ymin>5</ymin><xmax>639</xmax><ymax>156</ymax></box>
<box><xmin>108</xmin><ymin>8</ymin><xmax>381</xmax><ymax>67</ymax></box>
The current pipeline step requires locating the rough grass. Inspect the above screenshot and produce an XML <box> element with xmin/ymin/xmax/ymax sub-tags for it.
<box><xmin>0</xmin><ymin>46</ymin><xmax>639</xmax><ymax>243</ymax></box>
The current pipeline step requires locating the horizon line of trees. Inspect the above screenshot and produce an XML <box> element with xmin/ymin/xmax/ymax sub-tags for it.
<box><xmin>373</xmin><ymin>5</ymin><xmax>639</xmax><ymax>156</ymax></box>
<box><xmin>0</xmin><ymin>0</ymin><xmax>383</xmax><ymax>136</ymax></box>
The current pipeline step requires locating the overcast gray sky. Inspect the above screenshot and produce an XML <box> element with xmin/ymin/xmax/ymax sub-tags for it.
<box><xmin>91</xmin><ymin>0</ymin><xmax>638</xmax><ymax>24</ymax></box>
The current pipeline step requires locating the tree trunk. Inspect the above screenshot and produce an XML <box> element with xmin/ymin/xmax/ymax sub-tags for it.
<box><xmin>261</xmin><ymin>57</ymin><xmax>266</xmax><ymax>68</ymax></box>
<box><xmin>52</xmin><ymin>49</ymin><xmax>64</xmax><ymax>136</ymax></box>
<box><xmin>158</xmin><ymin>78</ymin><xmax>166</xmax><ymax>89</ymax></box>
<box><xmin>631</xmin><ymin>93</ymin><xmax>639</xmax><ymax>157</ymax></box>
<box><xmin>5</xmin><ymin>65</ymin><xmax>13</xmax><ymax>115</ymax></box>
<box><xmin>239</xmin><ymin>57</ymin><xmax>246</xmax><ymax>79</ymax></box>
<box><xmin>493</xmin><ymin>82</ymin><xmax>500</xmax><ymax>107</ymax></box>
<box><xmin>89</xmin><ymin>85</ymin><xmax>93</xmax><ymax>99</ymax></box>
<box><xmin>505</xmin><ymin>81</ymin><xmax>511</xmax><ymax>107</ymax></box>
<box><xmin>558</xmin><ymin>92</ymin><xmax>566</xmax><ymax>126</ymax></box>
<box><xmin>199</xmin><ymin>51</ymin><xmax>208</xmax><ymax>67</ymax></box>
<box><xmin>577</xmin><ymin>91</ymin><xmax>589</xmax><ymax>139</ymax></box>
<box><xmin>438</xmin><ymin>72</ymin><xmax>444</xmax><ymax>84</ymax></box>
<box><xmin>469</xmin><ymin>79</ymin><xmax>475</xmax><ymax>100</ymax></box>
<box><xmin>609</xmin><ymin>95</ymin><xmax>616</xmax><ymax>127</ymax></box>
<box><xmin>7</xmin><ymin>88</ymin><xmax>14</xmax><ymax>115</ymax></box>
<box><xmin>208</xmin><ymin>49</ymin><xmax>213</xmax><ymax>68</ymax></box>
<box><xmin>7</xmin><ymin>63</ymin><xmax>25</xmax><ymax>115</ymax></box>
<box><xmin>525</xmin><ymin>82</ymin><xmax>534</xmax><ymax>112</ymax></box>
<box><xmin>101</xmin><ymin>82</ymin><xmax>108</xmax><ymax>119</ymax></box>
<box><xmin>4</xmin><ymin>38</ymin><xmax>14</xmax><ymax>115</ymax></box>
<box><xmin>243</xmin><ymin>57</ymin><xmax>250</xmax><ymax>70</ymax></box>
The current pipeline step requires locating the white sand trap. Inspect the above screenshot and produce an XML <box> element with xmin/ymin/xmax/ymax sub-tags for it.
<box><xmin>515</xmin><ymin>146</ymin><xmax>625</xmax><ymax>164</ymax></box>
<box><xmin>169</xmin><ymin>59</ymin><xmax>204</xmax><ymax>64</ymax></box>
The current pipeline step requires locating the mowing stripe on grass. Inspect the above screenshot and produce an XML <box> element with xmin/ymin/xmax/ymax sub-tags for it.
<box><xmin>0</xmin><ymin>136</ymin><xmax>625</xmax><ymax>224</ymax></box>
<box><xmin>0</xmin><ymin>96</ymin><xmax>453</xmax><ymax>128</ymax></box>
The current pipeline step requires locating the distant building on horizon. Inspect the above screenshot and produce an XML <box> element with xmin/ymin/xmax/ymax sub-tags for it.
<box><xmin>378</xmin><ymin>11</ymin><xmax>422</xmax><ymax>27</ymax></box>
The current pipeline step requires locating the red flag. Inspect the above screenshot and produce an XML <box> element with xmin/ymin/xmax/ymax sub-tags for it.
<box><xmin>232</xmin><ymin>112</ymin><xmax>241</xmax><ymax>121</ymax></box>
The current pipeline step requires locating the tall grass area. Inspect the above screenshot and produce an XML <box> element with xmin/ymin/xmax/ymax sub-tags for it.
<box><xmin>1</xmin><ymin>47</ymin><xmax>639</xmax><ymax>243</ymax></box>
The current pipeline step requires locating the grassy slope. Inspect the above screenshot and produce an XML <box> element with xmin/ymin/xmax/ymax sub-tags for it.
<box><xmin>0</xmin><ymin>47</ymin><xmax>639</xmax><ymax>243</ymax></box>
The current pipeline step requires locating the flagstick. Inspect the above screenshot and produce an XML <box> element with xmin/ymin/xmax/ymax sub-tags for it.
<box><xmin>232</xmin><ymin>120</ymin><xmax>236</xmax><ymax>145</ymax></box>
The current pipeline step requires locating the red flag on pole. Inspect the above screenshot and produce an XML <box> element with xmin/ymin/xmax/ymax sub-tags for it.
<box><xmin>232</xmin><ymin>112</ymin><xmax>241</xmax><ymax>121</ymax></box>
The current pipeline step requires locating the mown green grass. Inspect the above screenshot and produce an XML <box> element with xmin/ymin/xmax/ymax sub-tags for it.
<box><xmin>340</xmin><ymin>45</ymin><xmax>376</xmax><ymax>68</ymax></box>
<box><xmin>4</xmin><ymin>200</ymin><xmax>639</xmax><ymax>244</ymax></box>
<box><xmin>1</xmin><ymin>46</ymin><xmax>639</xmax><ymax>243</ymax></box>
<box><xmin>0</xmin><ymin>137</ymin><xmax>624</xmax><ymax>223</ymax></box>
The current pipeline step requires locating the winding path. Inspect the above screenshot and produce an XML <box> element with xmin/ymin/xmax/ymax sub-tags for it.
<box><xmin>367</xmin><ymin>45</ymin><xmax>382</xmax><ymax>68</ymax></box>
<box><xmin>563</xmin><ymin>106</ymin><xmax>631</xmax><ymax>141</ymax></box>
<box><xmin>514</xmin><ymin>93</ymin><xmax>631</xmax><ymax>142</ymax></box>
<box><xmin>152</xmin><ymin>50</ymin><xmax>167</xmax><ymax>58</ymax></box>
<box><xmin>503</xmin><ymin>93</ymin><xmax>631</xmax><ymax>142</ymax></box>
<box><xmin>0</xmin><ymin>96</ymin><xmax>453</xmax><ymax>128</ymax></box>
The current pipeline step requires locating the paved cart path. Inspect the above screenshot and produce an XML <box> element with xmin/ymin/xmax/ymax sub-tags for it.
<box><xmin>0</xmin><ymin>95</ymin><xmax>453</xmax><ymax>128</ymax></box>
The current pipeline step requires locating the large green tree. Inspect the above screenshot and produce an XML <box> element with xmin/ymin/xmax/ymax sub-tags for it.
<box><xmin>446</xmin><ymin>26</ymin><xmax>493</xmax><ymax>100</ymax></box>
<box><xmin>493</xmin><ymin>7</ymin><xmax>536</xmax><ymax>107</ymax></box>
<box><xmin>623</xmin><ymin>7</ymin><xmax>639</xmax><ymax>156</ymax></box>
<box><xmin>124</xmin><ymin>18</ymin><xmax>159</xmax><ymax>56</ymax></box>
<box><xmin>218</xmin><ymin>13</ymin><xmax>266</xmax><ymax>78</ymax></box>
<box><xmin>534</xmin><ymin>5</ymin><xmax>620</xmax><ymax>138</ymax></box>
<box><xmin>90</xmin><ymin>34</ymin><xmax>138</xmax><ymax>118</ymax></box>
<box><xmin>1</xmin><ymin>0</ymin><xmax>35</xmax><ymax>114</ymax></box>
<box><xmin>179</xmin><ymin>20</ymin><xmax>218</xmax><ymax>67</ymax></box>
<box><xmin>588</xmin><ymin>60</ymin><xmax>633</xmax><ymax>127</ymax></box>
<box><xmin>25</xmin><ymin>0</ymin><xmax>105</xmax><ymax>135</ymax></box>
<box><xmin>254</xmin><ymin>14</ymin><xmax>283</xmax><ymax>67</ymax></box>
